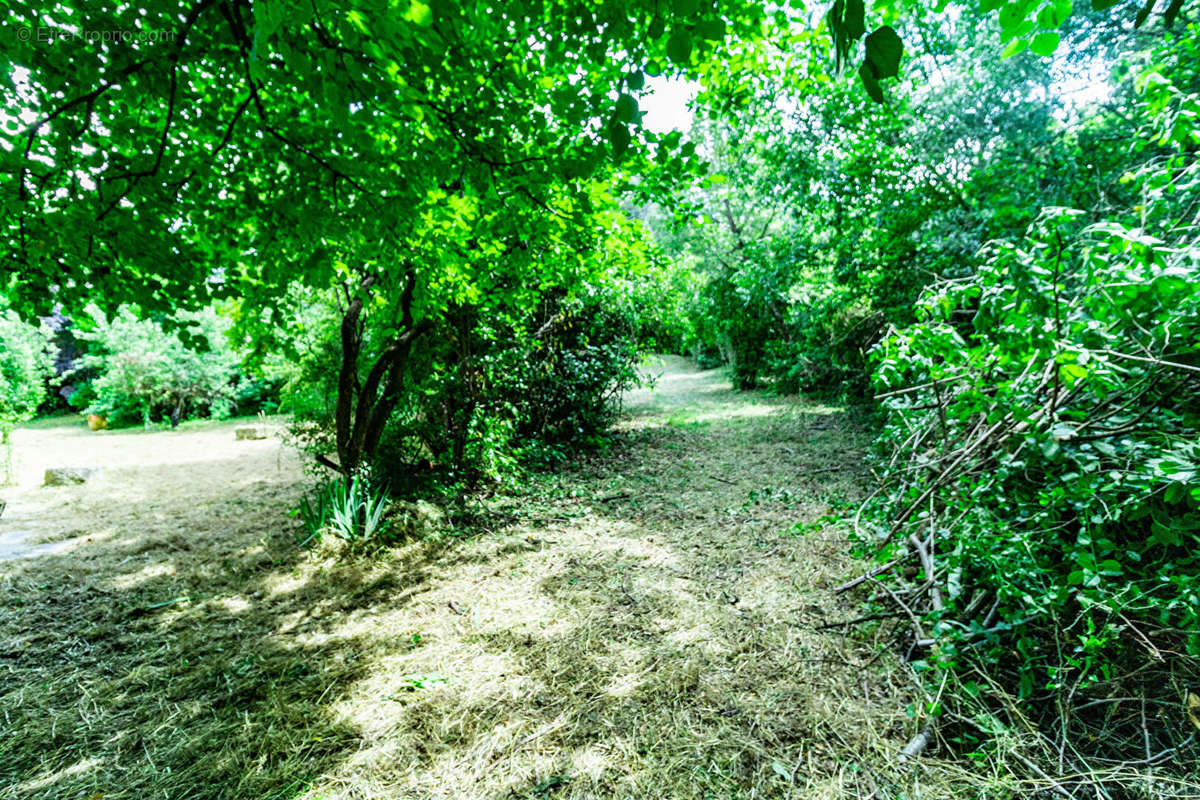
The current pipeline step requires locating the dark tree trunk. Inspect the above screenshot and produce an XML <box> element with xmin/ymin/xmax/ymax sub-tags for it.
<box><xmin>322</xmin><ymin>271</ymin><xmax>433</xmax><ymax>477</ymax></box>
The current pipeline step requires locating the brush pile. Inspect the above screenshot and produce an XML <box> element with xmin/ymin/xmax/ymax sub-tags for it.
<box><xmin>855</xmin><ymin>76</ymin><xmax>1200</xmax><ymax>796</ymax></box>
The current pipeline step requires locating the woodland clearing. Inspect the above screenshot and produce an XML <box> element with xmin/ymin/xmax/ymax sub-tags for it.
<box><xmin>0</xmin><ymin>357</ymin><xmax>977</xmax><ymax>800</ymax></box>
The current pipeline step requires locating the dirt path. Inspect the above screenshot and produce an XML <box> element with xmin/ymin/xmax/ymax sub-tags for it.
<box><xmin>0</xmin><ymin>357</ymin><xmax>934</xmax><ymax>800</ymax></box>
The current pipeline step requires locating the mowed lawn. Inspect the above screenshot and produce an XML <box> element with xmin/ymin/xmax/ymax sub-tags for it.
<box><xmin>0</xmin><ymin>358</ymin><xmax>961</xmax><ymax>800</ymax></box>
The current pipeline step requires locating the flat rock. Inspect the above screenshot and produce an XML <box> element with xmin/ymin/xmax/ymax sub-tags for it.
<box><xmin>44</xmin><ymin>467</ymin><xmax>100</xmax><ymax>486</ymax></box>
<box><xmin>235</xmin><ymin>426</ymin><xmax>270</xmax><ymax>441</ymax></box>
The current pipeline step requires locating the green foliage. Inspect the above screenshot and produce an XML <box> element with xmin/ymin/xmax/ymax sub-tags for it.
<box><xmin>0</xmin><ymin>308</ymin><xmax>52</xmax><ymax>442</ymax></box>
<box><xmin>659</xmin><ymin>11</ymin><xmax>1146</xmax><ymax>397</ymax></box>
<box><xmin>327</xmin><ymin>477</ymin><xmax>390</xmax><ymax>546</ymax></box>
<box><xmin>296</xmin><ymin>477</ymin><xmax>391</xmax><ymax>548</ymax></box>
<box><xmin>69</xmin><ymin>306</ymin><xmax>241</xmax><ymax>427</ymax></box>
<box><xmin>288</xmin><ymin>259</ymin><xmax>648</xmax><ymax>490</ymax></box>
<box><xmin>865</xmin><ymin>68</ymin><xmax>1200</xmax><ymax>689</ymax></box>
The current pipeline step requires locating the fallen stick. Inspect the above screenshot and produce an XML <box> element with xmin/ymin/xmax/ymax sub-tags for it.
<box><xmin>834</xmin><ymin>557</ymin><xmax>904</xmax><ymax>593</ymax></box>
<box><xmin>875</xmin><ymin>373</ymin><xmax>970</xmax><ymax>399</ymax></box>
<box><xmin>814</xmin><ymin>610</ymin><xmax>907</xmax><ymax>630</ymax></box>
<box><xmin>802</xmin><ymin>465</ymin><xmax>844</xmax><ymax>475</ymax></box>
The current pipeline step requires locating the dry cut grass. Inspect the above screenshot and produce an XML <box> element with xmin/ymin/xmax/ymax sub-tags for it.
<box><xmin>1</xmin><ymin>357</ymin><xmax>1015</xmax><ymax>799</ymax></box>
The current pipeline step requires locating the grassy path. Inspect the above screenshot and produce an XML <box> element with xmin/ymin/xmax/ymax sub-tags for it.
<box><xmin>0</xmin><ymin>356</ymin><xmax>939</xmax><ymax>800</ymax></box>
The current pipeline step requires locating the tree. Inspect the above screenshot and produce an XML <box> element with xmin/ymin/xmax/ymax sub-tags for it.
<box><xmin>69</xmin><ymin>305</ymin><xmax>241</xmax><ymax>427</ymax></box>
<box><xmin>1</xmin><ymin>0</ymin><xmax>762</xmax><ymax>476</ymax></box>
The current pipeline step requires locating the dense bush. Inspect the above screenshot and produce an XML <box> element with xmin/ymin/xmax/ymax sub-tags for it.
<box><xmin>284</xmin><ymin>217</ymin><xmax>671</xmax><ymax>492</ymax></box>
<box><xmin>290</xmin><ymin>282</ymin><xmax>646</xmax><ymax>493</ymax></box>
<box><xmin>68</xmin><ymin>306</ymin><xmax>243</xmax><ymax>427</ymax></box>
<box><xmin>862</xmin><ymin>66</ymin><xmax>1199</xmax><ymax>765</ymax></box>
<box><xmin>0</xmin><ymin>309</ymin><xmax>53</xmax><ymax>443</ymax></box>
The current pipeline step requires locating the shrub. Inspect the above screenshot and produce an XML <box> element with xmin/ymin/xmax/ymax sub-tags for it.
<box><xmin>69</xmin><ymin>306</ymin><xmax>242</xmax><ymax>427</ymax></box>
<box><xmin>862</xmin><ymin>72</ymin><xmax>1200</xmax><ymax>756</ymax></box>
<box><xmin>0</xmin><ymin>309</ymin><xmax>53</xmax><ymax>443</ymax></box>
<box><xmin>284</xmin><ymin>233</ymin><xmax>655</xmax><ymax>492</ymax></box>
<box><xmin>369</xmin><ymin>288</ymin><xmax>643</xmax><ymax>489</ymax></box>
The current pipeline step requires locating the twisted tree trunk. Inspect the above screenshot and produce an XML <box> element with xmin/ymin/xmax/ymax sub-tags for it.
<box><xmin>321</xmin><ymin>270</ymin><xmax>433</xmax><ymax>477</ymax></box>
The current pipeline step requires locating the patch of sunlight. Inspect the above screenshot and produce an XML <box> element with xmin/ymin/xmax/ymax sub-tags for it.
<box><xmin>602</xmin><ymin>665</ymin><xmax>653</xmax><ymax>699</ymax></box>
<box><xmin>274</xmin><ymin>608</ymin><xmax>308</xmax><ymax>635</ymax></box>
<box><xmin>797</xmin><ymin>403</ymin><xmax>844</xmax><ymax>416</ymax></box>
<box><xmin>262</xmin><ymin>568</ymin><xmax>309</xmax><ymax>598</ymax></box>
<box><xmin>663</xmin><ymin>623</ymin><xmax>718</xmax><ymax>649</ymax></box>
<box><xmin>572</xmin><ymin>742</ymin><xmax>615</xmax><ymax>779</ymax></box>
<box><xmin>11</xmin><ymin>757</ymin><xmax>102</xmax><ymax>794</ymax></box>
<box><xmin>641</xmin><ymin>403</ymin><xmax>781</xmax><ymax>429</ymax></box>
<box><xmin>476</xmin><ymin>589</ymin><xmax>562</xmax><ymax>635</ymax></box>
<box><xmin>214</xmin><ymin>595</ymin><xmax>251</xmax><ymax>614</ymax></box>
<box><xmin>109</xmin><ymin>561</ymin><xmax>178</xmax><ymax>590</ymax></box>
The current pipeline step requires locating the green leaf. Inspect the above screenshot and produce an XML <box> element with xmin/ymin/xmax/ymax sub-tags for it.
<box><xmin>673</xmin><ymin>0</ymin><xmax>700</xmax><ymax>17</ymax></box>
<box><xmin>1134</xmin><ymin>0</ymin><xmax>1156</xmax><ymax>27</ymax></box>
<box><xmin>615</xmin><ymin>93</ymin><xmax>639</xmax><ymax>123</ymax></box>
<box><xmin>627</xmin><ymin>70</ymin><xmax>645</xmax><ymax>91</ymax></box>
<box><xmin>1001</xmin><ymin>38</ymin><xmax>1029</xmax><ymax>58</ymax></box>
<box><xmin>666</xmin><ymin>29</ymin><xmax>694</xmax><ymax>64</ymax></box>
<box><xmin>999</xmin><ymin>1</ymin><xmax>1026</xmax><ymax>31</ymax></box>
<box><xmin>696</xmin><ymin>17</ymin><xmax>727</xmax><ymax>41</ymax></box>
<box><xmin>648</xmin><ymin>16</ymin><xmax>666</xmax><ymax>39</ymax></box>
<box><xmin>1029</xmin><ymin>30</ymin><xmax>1061</xmax><ymax>55</ymax></box>
<box><xmin>403</xmin><ymin>0</ymin><xmax>432</xmax><ymax>27</ymax></box>
<box><xmin>1037</xmin><ymin>0</ymin><xmax>1072</xmax><ymax>27</ymax></box>
<box><xmin>859</xmin><ymin>63</ymin><xmax>884</xmax><ymax>103</ymax></box>
<box><xmin>864</xmin><ymin>26</ymin><xmax>903</xmax><ymax>81</ymax></box>
<box><xmin>844</xmin><ymin>0</ymin><xmax>867</xmax><ymax>40</ymax></box>
<box><xmin>608</xmin><ymin>123</ymin><xmax>631</xmax><ymax>158</ymax></box>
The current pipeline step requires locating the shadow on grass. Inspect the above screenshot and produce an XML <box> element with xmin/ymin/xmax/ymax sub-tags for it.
<box><xmin>0</xmin><ymin>447</ymin><xmax>444</xmax><ymax>800</ymax></box>
<box><xmin>2</xmin><ymin>372</ymin><xmax>888</xmax><ymax>800</ymax></box>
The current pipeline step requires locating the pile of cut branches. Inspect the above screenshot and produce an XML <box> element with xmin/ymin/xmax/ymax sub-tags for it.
<box><xmin>851</xmin><ymin>104</ymin><xmax>1200</xmax><ymax>792</ymax></box>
